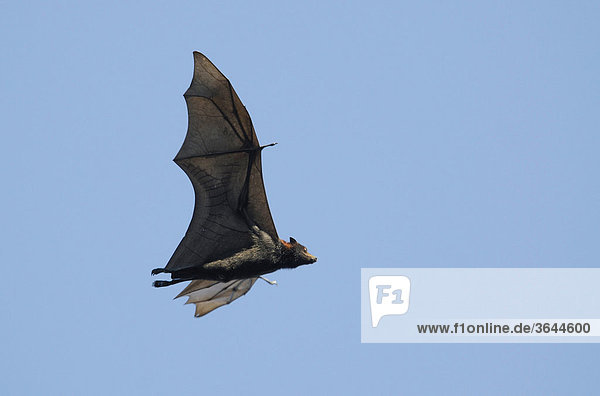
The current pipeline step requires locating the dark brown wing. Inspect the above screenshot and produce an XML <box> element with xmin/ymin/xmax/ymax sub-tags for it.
<box><xmin>165</xmin><ymin>52</ymin><xmax>278</xmax><ymax>272</ymax></box>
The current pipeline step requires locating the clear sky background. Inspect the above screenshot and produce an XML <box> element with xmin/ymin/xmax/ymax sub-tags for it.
<box><xmin>2</xmin><ymin>1</ymin><xmax>599</xmax><ymax>395</ymax></box>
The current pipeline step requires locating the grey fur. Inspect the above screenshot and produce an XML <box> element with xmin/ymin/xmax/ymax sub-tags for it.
<box><xmin>200</xmin><ymin>226</ymin><xmax>315</xmax><ymax>281</ymax></box>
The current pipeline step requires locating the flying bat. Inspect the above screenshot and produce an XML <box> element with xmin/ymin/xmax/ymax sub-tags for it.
<box><xmin>152</xmin><ymin>52</ymin><xmax>317</xmax><ymax>317</ymax></box>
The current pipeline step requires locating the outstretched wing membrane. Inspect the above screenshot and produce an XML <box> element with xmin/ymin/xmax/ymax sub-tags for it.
<box><xmin>175</xmin><ymin>278</ymin><xmax>258</xmax><ymax>317</ymax></box>
<box><xmin>165</xmin><ymin>52</ymin><xmax>278</xmax><ymax>273</ymax></box>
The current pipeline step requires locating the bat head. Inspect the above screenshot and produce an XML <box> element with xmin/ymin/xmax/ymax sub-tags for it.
<box><xmin>281</xmin><ymin>237</ymin><xmax>317</xmax><ymax>268</ymax></box>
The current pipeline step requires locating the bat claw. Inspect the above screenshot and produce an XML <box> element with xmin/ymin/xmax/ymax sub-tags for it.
<box><xmin>151</xmin><ymin>268</ymin><xmax>165</xmax><ymax>276</ymax></box>
<box><xmin>259</xmin><ymin>276</ymin><xmax>278</xmax><ymax>286</ymax></box>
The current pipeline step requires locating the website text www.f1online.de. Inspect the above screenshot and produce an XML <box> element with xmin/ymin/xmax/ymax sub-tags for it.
<box><xmin>416</xmin><ymin>321</ymin><xmax>591</xmax><ymax>336</ymax></box>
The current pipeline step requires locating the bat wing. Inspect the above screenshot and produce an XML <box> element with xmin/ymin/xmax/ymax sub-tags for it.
<box><xmin>165</xmin><ymin>52</ymin><xmax>278</xmax><ymax>273</ymax></box>
<box><xmin>175</xmin><ymin>278</ymin><xmax>258</xmax><ymax>317</ymax></box>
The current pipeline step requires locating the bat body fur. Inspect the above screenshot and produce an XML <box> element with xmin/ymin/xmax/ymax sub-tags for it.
<box><xmin>154</xmin><ymin>226</ymin><xmax>315</xmax><ymax>284</ymax></box>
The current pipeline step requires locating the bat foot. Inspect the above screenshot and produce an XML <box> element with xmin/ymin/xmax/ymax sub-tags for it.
<box><xmin>151</xmin><ymin>268</ymin><xmax>166</xmax><ymax>276</ymax></box>
<box><xmin>153</xmin><ymin>278</ymin><xmax>188</xmax><ymax>288</ymax></box>
<box><xmin>153</xmin><ymin>280</ymin><xmax>172</xmax><ymax>288</ymax></box>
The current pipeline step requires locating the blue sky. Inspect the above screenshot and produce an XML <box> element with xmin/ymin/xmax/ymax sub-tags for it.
<box><xmin>2</xmin><ymin>1</ymin><xmax>599</xmax><ymax>394</ymax></box>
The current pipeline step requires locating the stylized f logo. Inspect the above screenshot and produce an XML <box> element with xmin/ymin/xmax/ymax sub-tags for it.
<box><xmin>369</xmin><ymin>276</ymin><xmax>411</xmax><ymax>327</ymax></box>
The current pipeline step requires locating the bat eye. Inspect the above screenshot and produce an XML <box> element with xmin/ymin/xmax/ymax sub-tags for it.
<box><xmin>303</xmin><ymin>247</ymin><xmax>307</xmax><ymax>253</ymax></box>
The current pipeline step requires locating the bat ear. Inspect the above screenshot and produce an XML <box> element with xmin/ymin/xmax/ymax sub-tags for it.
<box><xmin>289</xmin><ymin>237</ymin><xmax>297</xmax><ymax>244</ymax></box>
